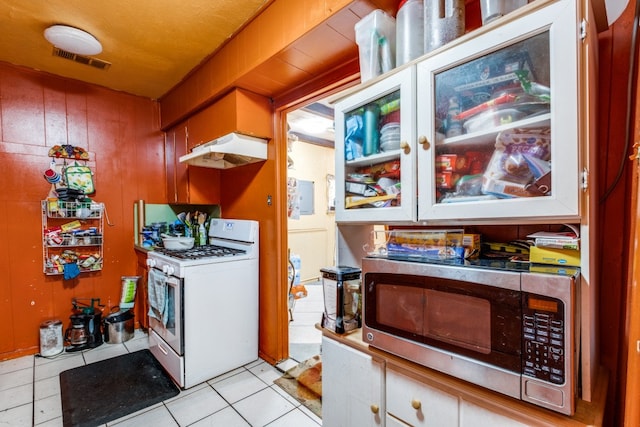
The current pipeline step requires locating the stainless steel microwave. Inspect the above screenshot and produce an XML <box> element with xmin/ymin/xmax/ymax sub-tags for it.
<box><xmin>361</xmin><ymin>257</ymin><xmax>578</xmax><ymax>415</ymax></box>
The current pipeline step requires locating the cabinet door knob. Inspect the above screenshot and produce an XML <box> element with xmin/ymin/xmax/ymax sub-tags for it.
<box><xmin>411</xmin><ymin>399</ymin><xmax>422</xmax><ymax>410</ymax></box>
<box><xmin>400</xmin><ymin>141</ymin><xmax>410</xmax><ymax>154</ymax></box>
<box><xmin>370</xmin><ymin>404</ymin><xmax>380</xmax><ymax>414</ymax></box>
<box><xmin>418</xmin><ymin>135</ymin><xmax>430</xmax><ymax>149</ymax></box>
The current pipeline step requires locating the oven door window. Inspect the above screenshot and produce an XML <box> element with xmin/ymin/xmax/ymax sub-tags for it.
<box><xmin>148</xmin><ymin>270</ymin><xmax>183</xmax><ymax>355</ymax></box>
<box><xmin>365</xmin><ymin>272</ymin><xmax>521</xmax><ymax>372</ymax></box>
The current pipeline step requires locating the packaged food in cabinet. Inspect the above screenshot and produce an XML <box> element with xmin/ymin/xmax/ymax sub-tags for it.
<box><xmin>514</xmin><ymin>70</ymin><xmax>551</xmax><ymax>101</ymax></box>
<box><xmin>360</xmin><ymin>159</ymin><xmax>401</xmax><ymax>179</ymax></box>
<box><xmin>463</xmin><ymin>108</ymin><xmax>525</xmax><ymax>133</ymax></box>
<box><xmin>345</xmin><ymin>181</ymin><xmax>383</xmax><ymax>197</ymax></box>
<box><xmin>444</xmin><ymin>96</ymin><xmax>463</xmax><ymax>137</ymax></box>
<box><xmin>346</xmin><ymin>194</ymin><xmax>397</xmax><ymax>208</ymax></box>
<box><xmin>436</xmin><ymin>171</ymin><xmax>461</xmax><ymax>190</ymax></box>
<box><xmin>436</xmin><ymin>154</ymin><xmax>469</xmax><ymax>173</ymax></box>
<box><xmin>455</xmin><ymin>92</ymin><xmax>519</xmax><ymax>121</ymax></box>
<box><xmin>481</xmin><ymin>128</ymin><xmax>551</xmax><ymax>198</ymax></box>
<box><xmin>346</xmin><ymin>173</ymin><xmax>376</xmax><ymax>184</ymax></box>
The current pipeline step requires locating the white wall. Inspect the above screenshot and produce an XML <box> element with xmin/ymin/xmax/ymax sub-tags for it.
<box><xmin>287</xmin><ymin>139</ymin><xmax>336</xmax><ymax>282</ymax></box>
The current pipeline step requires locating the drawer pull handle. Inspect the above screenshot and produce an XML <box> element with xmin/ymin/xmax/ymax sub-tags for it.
<box><xmin>370</xmin><ymin>404</ymin><xmax>379</xmax><ymax>414</ymax></box>
<box><xmin>411</xmin><ymin>399</ymin><xmax>422</xmax><ymax>410</ymax></box>
<box><xmin>157</xmin><ymin>343</ymin><xmax>168</xmax><ymax>355</ymax></box>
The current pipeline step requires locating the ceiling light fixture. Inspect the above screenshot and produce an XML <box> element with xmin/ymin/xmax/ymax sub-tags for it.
<box><xmin>292</xmin><ymin>116</ymin><xmax>334</xmax><ymax>135</ymax></box>
<box><xmin>44</xmin><ymin>25</ymin><xmax>102</xmax><ymax>56</ymax></box>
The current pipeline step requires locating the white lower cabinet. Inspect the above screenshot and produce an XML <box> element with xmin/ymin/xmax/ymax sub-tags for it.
<box><xmin>459</xmin><ymin>400</ymin><xmax>529</xmax><ymax>427</ymax></box>
<box><xmin>385</xmin><ymin>414</ymin><xmax>412</xmax><ymax>426</ymax></box>
<box><xmin>386</xmin><ymin>367</ymin><xmax>459</xmax><ymax>427</ymax></box>
<box><xmin>322</xmin><ymin>336</ymin><xmax>385</xmax><ymax>426</ymax></box>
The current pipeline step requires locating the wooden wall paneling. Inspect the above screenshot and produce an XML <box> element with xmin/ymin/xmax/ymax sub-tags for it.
<box><xmin>596</xmin><ymin>2</ymin><xmax>636</xmax><ymax>423</ymax></box>
<box><xmin>132</xmin><ymin>96</ymin><xmax>166</xmax><ymax>203</ymax></box>
<box><xmin>0</xmin><ymin>69</ymin><xmax>45</xmax><ymax>145</ymax></box>
<box><xmin>234</xmin><ymin>88</ymin><xmax>274</xmax><ymax>138</ymax></box>
<box><xmin>0</xmin><ymin>199</ymin><xmax>13</xmax><ymax>355</ymax></box>
<box><xmin>64</xmin><ymin>81</ymin><xmax>90</xmax><ymax>149</ymax></box>
<box><xmin>43</xmin><ymin>85</ymin><xmax>68</xmax><ymax>147</ymax></box>
<box><xmin>159</xmin><ymin>0</ymin><xmax>399</xmax><ymax>128</ymax></box>
<box><xmin>0</xmin><ymin>62</ymin><xmax>164</xmax><ymax>360</ymax></box>
<box><xmin>175</xmin><ymin>124</ymin><xmax>189</xmax><ymax>203</ymax></box>
<box><xmin>186</xmin><ymin>88</ymin><xmax>273</xmax><ymax>150</ymax></box>
<box><xmin>623</xmin><ymin>89</ymin><xmax>640</xmax><ymax>426</ymax></box>
<box><xmin>187</xmin><ymin>167</ymin><xmax>221</xmax><ymax>205</ymax></box>
<box><xmin>220</xmin><ymin>158</ymin><xmax>285</xmax><ymax>364</ymax></box>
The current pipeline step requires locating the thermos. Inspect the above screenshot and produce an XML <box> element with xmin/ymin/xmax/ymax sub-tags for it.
<box><xmin>362</xmin><ymin>104</ymin><xmax>381</xmax><ymax>156</ymax></box>
<box><xmin>425</xmin><ymin>0</ymin><xmax>465</xmax><ymax>53</ymax></box>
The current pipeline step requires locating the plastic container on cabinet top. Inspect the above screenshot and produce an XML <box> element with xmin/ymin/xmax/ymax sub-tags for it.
<box><xmin>480</xmin><ymin>0</ymin><xmax>528</xmax><ymax>24</ymax></box>
<box><xmin>355</xmin><ymin>10</ymin><xmax>396</xmax><ymax>82</ymax></box>
<box><xmin>396</xmin><ymin>0</ymin><xmax>424</xmax><ymax>66</ymax></box>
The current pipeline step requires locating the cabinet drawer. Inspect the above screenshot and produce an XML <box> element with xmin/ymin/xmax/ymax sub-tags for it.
<box><xmin>460</xmin><ymin>400</ymin><xmax>529</xmax><ymax>427</ymax></box>
<box><xmin>386</xmin><ymin>413</ymin><xmax>411</xmax><ymax>426</ymax></box>
<box><xmin>149</xmin><ymin>329</ymin><xmax>184</xmax><ymax>387</ymax></box>
<box><xmin>386</xmin><ymin>368</ymin><xmax>458</xmax><ymax>427</ymax></box>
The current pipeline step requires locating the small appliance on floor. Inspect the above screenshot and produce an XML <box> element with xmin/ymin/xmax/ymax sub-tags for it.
<box><xmin>320</xmin><ymin>266</ymin><xmax>362</xmax><ymax>334</ymax></box>
<box><xmin>65</xmin><ymin>298</ymin><xmax>103</xmax><ymax>352</ymax></box>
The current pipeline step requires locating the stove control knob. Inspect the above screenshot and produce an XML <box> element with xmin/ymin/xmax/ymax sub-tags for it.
<box><xmin>162</xmin><ymin>265</ymin><xmax>175</xmax><ymax>276</ymax></box>
<box><xmin>146</xmin><ymin>259</ymin><xmax>156</xmax><ymax>268</ymax></box>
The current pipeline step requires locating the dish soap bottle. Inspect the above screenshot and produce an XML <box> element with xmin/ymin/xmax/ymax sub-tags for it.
<box><xmin>198</xmin><ymin>222</ymin><xmax>207</xmax><ymax>246</ymax></box>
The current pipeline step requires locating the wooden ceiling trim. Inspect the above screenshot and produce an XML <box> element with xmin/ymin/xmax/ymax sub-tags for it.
<box><xmin>159</xmin><ymin>0</ymin><xmax>397</xmax><ymax>129</ymax></box>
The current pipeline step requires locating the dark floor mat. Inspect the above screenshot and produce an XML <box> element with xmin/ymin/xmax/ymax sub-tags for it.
<box><xmin>60</xmin><ymin>349</ymin><xmax>180</xmax><ymax>427</ymax></box>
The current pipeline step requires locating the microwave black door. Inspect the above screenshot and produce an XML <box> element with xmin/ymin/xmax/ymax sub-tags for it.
<box><xmin>364</xmin><ymin>272</ymin><xmax>522</xmax><ymax>372</ymax></box>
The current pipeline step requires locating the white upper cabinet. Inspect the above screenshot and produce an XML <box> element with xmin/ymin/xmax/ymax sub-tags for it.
<box><xmin>416</xmin><ymin>0</ymin><xmax>582</xmax><ymax>222</ymax></box>
<box><xmin>334</xmin><ymin>67</ymin><xmax>417</xmax><ymax>223</ymax></box>
<box><xmin>334</xmin><ymin>0</ymin><xmax>587</xmax><ymax>225</ymax></box>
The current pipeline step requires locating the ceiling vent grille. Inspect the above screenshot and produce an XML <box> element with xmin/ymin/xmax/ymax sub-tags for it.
<box><xmin>52</xmin><ymin>47</ymin><xmax>111</xmax><ymax>70</ymax></box>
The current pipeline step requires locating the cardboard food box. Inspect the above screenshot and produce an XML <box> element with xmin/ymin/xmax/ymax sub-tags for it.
<box><xmin>529</xmin><ymin>246</ymin><xmax>581</xmax><ymax>266</ymax></box>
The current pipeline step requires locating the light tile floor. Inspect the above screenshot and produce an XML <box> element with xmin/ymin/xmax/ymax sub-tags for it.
<box><xmin>0</xmin><ymin>329</ymin><xmax>322</xmax><ymax>426</ymax></box>
<box><xmin>288</xmin><ymin>282</ymin><xmax>324</xmax><ymax>363</ymax></box>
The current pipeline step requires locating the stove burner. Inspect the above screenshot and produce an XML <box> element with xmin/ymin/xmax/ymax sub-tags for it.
<box><xmin>155</xmin><ymin>244</ymin><xmax>246</xmax><ymax>260</ymax></box>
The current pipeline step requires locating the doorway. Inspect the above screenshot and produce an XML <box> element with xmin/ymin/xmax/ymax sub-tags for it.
<box><xmin>285</xmin><ymin>99</ymin><xmax>336</xmax><ymax>362</ymax></box>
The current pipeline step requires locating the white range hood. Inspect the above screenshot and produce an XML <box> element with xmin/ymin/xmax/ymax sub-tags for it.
<box><xmin>179</xmin><ymin>132</ymin><xmax>268</xmax><ymax>169</ymax></box>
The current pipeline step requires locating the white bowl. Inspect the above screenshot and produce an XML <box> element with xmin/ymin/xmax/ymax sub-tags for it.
<box><xmin>162</xmin><ymin>237</ymin><xmax>195</xmax><ymax>250</ymax></box>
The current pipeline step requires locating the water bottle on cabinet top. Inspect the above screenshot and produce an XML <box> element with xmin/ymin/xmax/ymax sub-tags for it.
<box><xmin>396</xmin><ymin>0</ymin><xmax>425</xmax><ymax>66</ymax></box>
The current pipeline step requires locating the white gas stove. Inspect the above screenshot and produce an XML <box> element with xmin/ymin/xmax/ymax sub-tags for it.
<box><xmin>146</xmin><ymin>218</ymin><xmax>259</xmax><ymax>388</ymax></box>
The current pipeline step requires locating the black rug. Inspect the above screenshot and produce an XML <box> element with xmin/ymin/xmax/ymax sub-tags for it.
<box><xmin>60</xmin><ymin>349</ymin><xmax>180</xmax><ymax>427</ymax></box>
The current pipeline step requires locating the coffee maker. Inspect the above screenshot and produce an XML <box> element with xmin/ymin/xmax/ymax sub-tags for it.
<box><xmin>65</xmin><ymin>298</ymin><xmax>104</xmax><ymax>352</ymax></box>
<box><xmin>320</xmin><ymin>266</ymin><xmax>362</xmax><ymax>334</ymax></box>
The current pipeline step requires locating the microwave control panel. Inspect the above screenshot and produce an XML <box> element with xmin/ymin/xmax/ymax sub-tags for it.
<box><xmin>522</xmin><ymin>294</ymin><xmax>565</xmax><ymax>384</ymax></box>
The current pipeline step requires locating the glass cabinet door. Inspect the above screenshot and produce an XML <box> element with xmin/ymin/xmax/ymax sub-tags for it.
<box><xmin>335</xmin><ymin>67</ymin><xmax>416</xmax><ymax>222</ymax></box>
<box><xmin>417</xmin><ymin>0</ymin><xmax>581</xmax><ymax>222</ymax></box>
